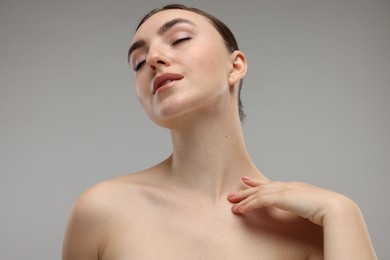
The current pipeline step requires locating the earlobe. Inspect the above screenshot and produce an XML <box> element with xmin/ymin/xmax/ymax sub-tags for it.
<box><xmin>228</xmin><ymin>50</ymin><xmax>247</xmax><ymax>87</ymax></box>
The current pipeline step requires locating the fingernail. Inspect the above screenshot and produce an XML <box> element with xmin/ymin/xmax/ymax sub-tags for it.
<box><xmin>242</xmin><ymin>176</ymin><xmax>251</xmax><ymax>180</ymax></box>
<box><xmin>228</xmin><ymin>191</ymin><xmax>238</xmax><ymax>197</ymax></box>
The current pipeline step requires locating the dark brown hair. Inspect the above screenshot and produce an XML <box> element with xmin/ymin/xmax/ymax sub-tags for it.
<box><xmin>134</xmin><ymin>4</ymin><xmax>246</xmax><ymax>122</ymax></box>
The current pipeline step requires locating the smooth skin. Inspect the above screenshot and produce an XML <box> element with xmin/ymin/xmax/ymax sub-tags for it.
<box><xmin>229</xmin><ymin>177</ymin><xmax>376</xmax><ymax>259</ymax></box>
<box><xmin>63</xmin><ymin>9</ymin><xmax>376</xmax><ymax>260</ymax></box>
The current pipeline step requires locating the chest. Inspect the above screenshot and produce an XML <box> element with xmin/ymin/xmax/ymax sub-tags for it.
<box><xmin>101</xmin><ymin>205</ymin><xmax>307</xmax><ymax>260</ymax></box>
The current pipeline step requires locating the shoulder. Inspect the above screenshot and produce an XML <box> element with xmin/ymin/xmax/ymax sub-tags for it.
<box><xmin>64</xmin><ymin>168</ymin><xmax>167</xmax><ymax>230</ymax></box>
<box><xmin>67</xmin><ymin>172</ymin><xmax>153</xmax><ymax>222</ymax></box>
<box><xmin>62</xmin><ymin>173</ymin><xmax>152</xmax><ymax>260</ymax></box>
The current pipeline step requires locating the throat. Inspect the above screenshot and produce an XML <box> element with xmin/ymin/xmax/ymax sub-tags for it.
<box><xmin>166</xmin><ymin>143</ymin><xmax>258</xmax><ymax>200</ymax></box>
<box><xmin>165</xmin><ymin>114</ymin><xmax>263</xmax><ymax>199</ymax></box>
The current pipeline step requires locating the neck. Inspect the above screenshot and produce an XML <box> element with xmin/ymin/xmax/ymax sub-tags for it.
<box><xmin>163</xmin><ymin>111</ymin><xmax>266</xmax><ymax>200</ymax></box>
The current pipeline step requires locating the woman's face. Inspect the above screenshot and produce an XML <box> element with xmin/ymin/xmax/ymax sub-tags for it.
<box><xmin>129</xmin><ymin>9</ymin><xmax>238</xmax><ymax>127</ymax></box>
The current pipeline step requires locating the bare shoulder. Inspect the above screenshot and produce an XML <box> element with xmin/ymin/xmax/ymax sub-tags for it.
<box><xmin>62</xmin><ymin>170</ymin><xmax>160</xmax><ymax>260</ymax></box>
<box><xmin>66</xmin><ymin>170</ymin><xmax>161</xmax><ymax>225</ymax></box>
<box><xmin>68</xmin><ymin>173</ymin><xmax>145</xmax><ymax>216</ymax></box>
<box><xmin>70</xmin><ymin>165</ymin><xmax>167</xmax><ymax>214</ymax></box>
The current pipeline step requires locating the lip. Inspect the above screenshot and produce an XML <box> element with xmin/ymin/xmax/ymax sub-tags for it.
<box><xmin>153</xmin><ymin>73</ymin><xmax>184</xmax><ymax>94</ymax></box>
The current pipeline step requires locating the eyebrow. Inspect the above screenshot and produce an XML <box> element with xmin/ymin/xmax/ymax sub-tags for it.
<box><xmin>128</xmin><ymin>18</ymin><xmax>196</xmax><ymax>62</ymax></box>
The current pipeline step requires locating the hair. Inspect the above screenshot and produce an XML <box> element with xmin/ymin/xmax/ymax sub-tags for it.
<box><xmin>134</xmin><ymin>4</ymin><xmax>246</xmax><ymax>123</ymax></box>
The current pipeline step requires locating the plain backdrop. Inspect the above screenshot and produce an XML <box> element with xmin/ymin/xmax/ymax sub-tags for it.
<box><xmin>1</xmin><ymin>0</ymin><xmax>389</xmax><ymax>259</ymax></box>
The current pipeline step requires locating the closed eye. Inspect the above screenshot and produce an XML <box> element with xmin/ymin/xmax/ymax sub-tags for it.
<box><xmin>133</xmin><ymin>60</ymin><xmax>146</xmax><ymax>72</ymax></box>
<box><xmin>171</xmin><ymin>37</ymin><xmax>192</xmax><ymax>46</ymax></box>
<box><xmin>133</xmin><ymin>37</ymin><xmax>191</xmax><ymax>72</ymax></box>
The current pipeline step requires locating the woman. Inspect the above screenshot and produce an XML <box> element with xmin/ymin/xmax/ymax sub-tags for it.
<box><xmin>62</xmin><ymin>4</ymin><xmax>376</xmax><ymax>259</ymax></box>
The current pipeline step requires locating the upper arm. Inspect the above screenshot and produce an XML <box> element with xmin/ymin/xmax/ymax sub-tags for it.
<box><xmin>62</xmin><ymin>185</ymin><xmax>110</xmax><ymax>260</ymax></box>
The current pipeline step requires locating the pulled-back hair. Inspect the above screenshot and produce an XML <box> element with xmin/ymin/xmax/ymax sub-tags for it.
<box><xmin>134</xmin><ymin>4</ymin><xmax>246</xmax><ymax>122</ymax></box>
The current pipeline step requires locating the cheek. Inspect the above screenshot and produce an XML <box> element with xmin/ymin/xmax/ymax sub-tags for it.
<box><xmin>134</xmin><ymin>79</ymin><xmax>150</xmax><ymax>109</ymax></box>
<box><xmin>192</xmin><ymin>52</ymin><xmax>230</xmax><ymax>88</ymax></box>
<box><xmin>134</xmin><ymin>81</ymin><xmax>143</xmax><ymax>101</ymax></box>
<box><xmin>198</xmin><ymin>43</ymin><xmax>230</xmax><ymax>76</ymax></box>
<box><xmin>134</xmin><ymin>84</ymin><xmax>156</xmax><ymax>120</ymax></box>
<box><xmin>134</xmin><ymin>72</ymin><xmax>151</xmax><ymax>97</ymax></box>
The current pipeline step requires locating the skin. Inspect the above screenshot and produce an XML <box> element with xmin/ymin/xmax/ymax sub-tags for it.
<box><xmin>62</xmin><ymin>9</ymin><xmax>377</xmax><ymax>260</ymax></box>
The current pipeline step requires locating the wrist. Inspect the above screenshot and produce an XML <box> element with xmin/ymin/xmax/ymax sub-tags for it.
<box><xmin>322</xmin><ymin>194</ymin><xmax>361</xmax><ymax>226</ymax></box>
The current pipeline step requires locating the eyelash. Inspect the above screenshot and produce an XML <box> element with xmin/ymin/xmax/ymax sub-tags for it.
<box><xmin>133</xmin><ymin>60</ymin><xmax>146</xmax><ymax>72</ymax></box>
<box><xmin>171</xmin><ymin>36</ymin><xmax>192</xmax><ymax>46</ymax></box>
<box><xmin>133</xmin><ymin>37</ymin><xmax>192</xmax><ymax>72</ymax></box>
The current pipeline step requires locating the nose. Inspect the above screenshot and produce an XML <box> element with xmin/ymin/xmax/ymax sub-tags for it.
<box><xmin>146</xmin><ymin>44</ymin><xmax>170</xmax><ymax>71</ymax></box>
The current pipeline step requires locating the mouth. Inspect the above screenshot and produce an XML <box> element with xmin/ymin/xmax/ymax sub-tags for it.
<box><xmin>153</xmin><ymin>73</ymin><xmax>184</xmax><ymax>94</ymax></box>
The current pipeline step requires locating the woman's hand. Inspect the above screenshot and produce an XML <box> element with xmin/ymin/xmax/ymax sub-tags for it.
<box><xmin>227</xmin><ymin>176</ymin><xmax>354</xmax><ymax>226</ymax></box>
<box><xmin>227</xmin><ymin>176</ymin><xmax>377</xmax><ymax>259</ymax></box>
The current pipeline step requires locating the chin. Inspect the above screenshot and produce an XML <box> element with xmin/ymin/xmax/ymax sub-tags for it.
<box><xmin>147</xmin><ymin>91</ymin><xmax>226</xmax><ymax>128</ymax></box>
<box><xmin>147</xmin><ymin>105</ymin><xmax>189</xmax><ymax>129</ymax></box>
<box><xmin>153</xmin><ymin>94</ymin><xmax>193</xmax><ymax>117</ymax></box>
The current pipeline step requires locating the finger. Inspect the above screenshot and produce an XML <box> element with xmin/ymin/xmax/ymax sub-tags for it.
<box><xmin>232</xmin><ymin>194</ymin><xmax>263</xmax><ymax>214</ymax></box>
<box><xmin>241</xmin><ymin>176</ymin><xmax>270</xmax><ymax>187</ymax></box>
<box><xmin>227</xmin><ymin>176</ymin><xmax>272</xmax><ymax>201</ymax></box>
<box><xmin>232</xmin><ymin>186</ymin><xmax>284</xmax><ymax>214</ymax></box>
<box><xmin>239</xmin><ymin>197</ymin><xmax>266</xmax><ymax>214</ymax></box>
<box><xmin>231</xmin><ymin>190</ymin><xmax>264</xmax><ymax>213</ymax></box>
<box><xmin>227</xmin><ymin>187</ymin><xmax>259</xmax><ymax>202</ymax></box>
<box><xmin>239</xmin><ymin>192</ymin><xmax>281</xmax><ymax>214</ymax></box>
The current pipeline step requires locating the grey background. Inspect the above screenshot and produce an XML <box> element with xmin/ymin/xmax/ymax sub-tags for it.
<box><xmin>1</xmin><ymin>0</ymin><xmax>389</xmax><ymax>259</ymax></box>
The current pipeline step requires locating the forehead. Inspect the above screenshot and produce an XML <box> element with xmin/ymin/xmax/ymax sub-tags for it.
<box><xmin>132</xmin><ymin>9</ymin><xmax>213</xmax><ymax>42</ymax></box>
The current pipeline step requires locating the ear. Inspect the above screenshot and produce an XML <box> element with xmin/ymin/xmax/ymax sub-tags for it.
<box><xmin>228</xmin><ymin>50</ymin><xmax>247</xmax><ymax>88</ymax></box>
